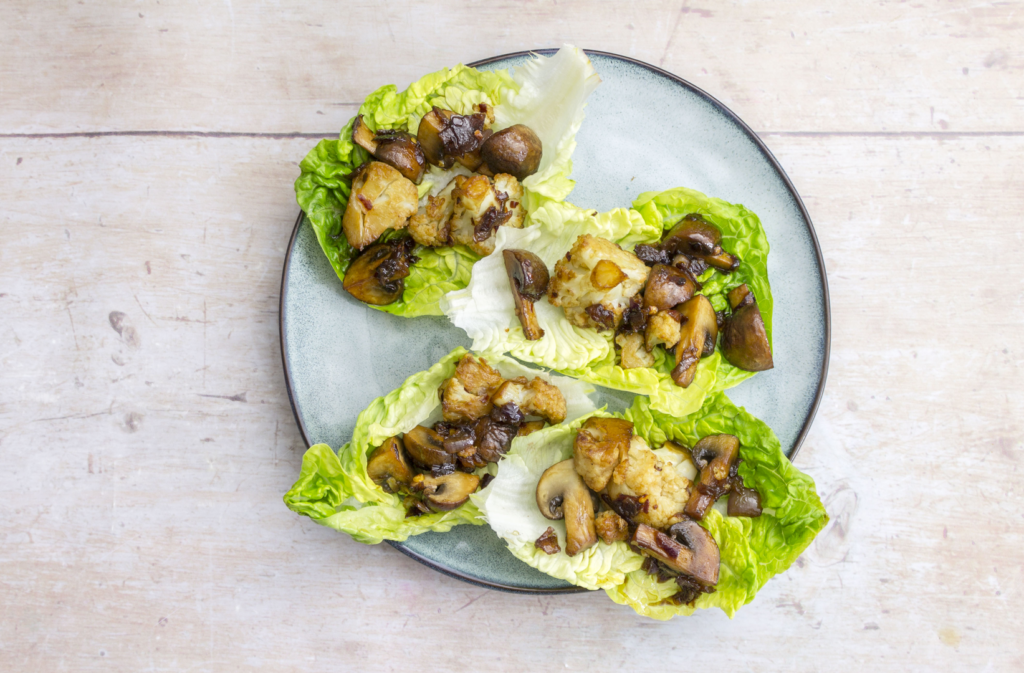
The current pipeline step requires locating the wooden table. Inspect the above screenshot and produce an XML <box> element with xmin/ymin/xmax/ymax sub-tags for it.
<box><xmin>2</xmin><ymin>2</ymin><xmax>1021</xmax><ymax>670</ymax></box>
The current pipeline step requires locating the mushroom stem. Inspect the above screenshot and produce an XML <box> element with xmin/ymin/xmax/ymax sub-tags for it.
<box><xmin>535</xmin><ymin>459</ymin><xmax>597</xmax><ymax>556</ymax></box>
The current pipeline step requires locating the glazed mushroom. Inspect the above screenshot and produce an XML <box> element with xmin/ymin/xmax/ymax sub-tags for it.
<box><xmin>366</xmin><ymin>436</ymin><xmax>415</xmax><ymax>494</ymax></box>
<box><xmin>342</xmin><ymin>238</ymin><xmax>417</xmax><ymax>306</ymax></box>
<box><xmin>661</xmin><ymin>214</ymin><xmax>739</xmax><ymax>272</ymax></box>
<box><xmin>481</xmin><ymin>124</ymin><xmax>543</xmax><ymax>180</ymax></box>
<box><xmin>643</xmin><ymin>264</ymin><xmax>697</xmax><ymax>312</ymax></box>
<box><xmin>671</xmin><ymin>295</ymin><xmax>719</xmax><ymax>388</ymax></box>
<box><xmin>410</xmin><ymin>472</ymin><xmax>480</xmax><ymax>512</ymax></box>
<box><xmin>535</xmin><ymin>459</ymin><xmax>597</xmax><ymax>556</ymax></box>
<box><xmin>728</xmin><ymin>479</ymin><xmax>763</xmax><ymax>517</ymax></box>
<box><xmin>503</xmin><ymin>249</ymin><xmax>550</xmax><ymax>340</ymax></box>
<box><xmin>720</xmin><ymin>284</ymin><xmax>774</xmax><ymax>372</ymax></box>
<box><xmin>416</xmin><ymin>107</ymin><xmax>454</xmax><ymax>167</ymax></box>
<box><xmin>572</xmin><ymin>417</ymin><xmax>634</xmax><ymax>492</ymax></box>
<box><xmin>472</xmin><ymin>416</ymin><xmax>519</xmax><ymax>463</ymax></box>
<box><xmin>684</xmin><ymin>434</ymin><xmax>740</xmax><ymax>520</ymax></box>
<box><xmin>417</xmin><ymin>106</ymin><xmax>490</xmax><ymax>169</ymax></box>
<box><xmin>402</xmin><ymin>425</ymin><xmax>456</xmax><ymax>470</ymax></box>
<box><xmin>351</xmin><ymin>117</ymin><xmax>427</xmax><ymax>184</ymax></box>
<box><xmin>631</xmin><ymin>521</ymin><xmax>720</xmax><ymax>586</ymax></box>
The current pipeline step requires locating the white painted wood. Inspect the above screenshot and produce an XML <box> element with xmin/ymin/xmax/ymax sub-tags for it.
<box><xmin>1</xmin><ymin>2</ymin><xmax>1022</xmax><ymax>670</ymax></box>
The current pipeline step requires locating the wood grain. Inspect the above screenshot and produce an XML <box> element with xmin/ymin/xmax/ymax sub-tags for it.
<box><xmin>1</xmin><ymin>1</ymin><xmax>1023</xmax><ymax>671</ymax></box>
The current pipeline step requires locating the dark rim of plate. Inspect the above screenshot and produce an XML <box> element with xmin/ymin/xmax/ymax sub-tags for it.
<box><xmin>278</xmin><ymin>48</ymin><xmax>832</xmax><ymax>595</ymax></box>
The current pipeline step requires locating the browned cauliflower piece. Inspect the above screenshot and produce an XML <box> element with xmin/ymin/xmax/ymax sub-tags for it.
<box><xmin>615</xmin><ymin>332</ymin><xmax>655</xmax><ymax>369</ymax></box>
<box><xmin>408</xmin><ymin>179</ymin><xmax>456</xmax><ymax>247</ymax></box>
<box><xmin>448</xmin><ymin>173</ymin><xmax>525</xmax><ymax>256</ymax></box>
<box><xmin>572</xmin><ymin>417</ymin><xmax>633</xmax><ymax>492</ymax></box>
<box><xmin>440</xmin><ymin>354</ymin><xmax>504</xmax><ymax>422</ymax></box>
<box><xmin>606</xmin><ymin>435</ymin><xmax>692</xmax><ymax>530</ymax></box>
<box><xmin>490</xmin><ymin>376</ymin><xmax>567</xmax><ymax>425</ymax></box>
<box><xmin>595</xmin><ymin>510</ymin><xmax>630</xmax><ymax>544</ymax></box>
<box><xmin>342</xmin><ymin>161</ymin><xmax>419</xmax><ymax>250</ymax></box>
<box><xmin>548</xmin><ymin>235</ymin><xmax>650</xmax><ymax>331</ymax></box>
<box><xmin>645</xmin><ymin>310</ymin><xmax>682</xmax><ymax>352</ymax></box>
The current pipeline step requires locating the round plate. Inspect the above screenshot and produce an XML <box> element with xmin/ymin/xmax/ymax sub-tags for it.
<box><xmin>279</xmin><ymin>50</ymin><xmax>830</xmax><ymax>593</ymax></box>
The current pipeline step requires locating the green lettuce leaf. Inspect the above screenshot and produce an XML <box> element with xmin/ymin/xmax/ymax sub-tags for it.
<box><xmin>283</xmin><ymin>347</ymin><xmax>598</xmax><ymax>544</ymax></box>
<box><xmin>294</xmin><ymin>46</ymin><xmax>599</xmax><ymax>318</ymax></box>
<box><xmin>479</xmin><ymin>392</ymin><xmax>828</xmax><ymax>618</ymax></box>
<box><xmin>443</xmin><ymin>186</ymin><xmax>772</xmax><ymax>417</ymax></box>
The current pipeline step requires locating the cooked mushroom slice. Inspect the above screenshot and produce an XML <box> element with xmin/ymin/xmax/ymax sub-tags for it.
<box><xmin>721</xmin><ymin>283</ymin><xmax>774</xmax><ymax>372</ymax></box>
<box><xmin>410</xmin><ymin>472</ymin><xmax>480</xmax><ymax>512</ymax></box>
<box><xmin>342</xmin><ymin>238</ymin><xmax>417</xmax><ymax>306</ymax></box>
<box><xmin>366</xmin><ymin>436</ymin><xmax>415</xmax><ymax>494</ymax></box>
<box><xmin>643</xmin><ymin>264</ymin><xmax>697</xmax><ymax>312</ymax></box>
<box><xmin>351</xmin><ymin>115</ymin><xmax>379</xmax><ymax>155</ymax></box>
<box><xmin>684</xmin><ymin>434</ymin><xmax>740</xmax><ymax>520</ymax></box>
<box><xmin>416</xmin><ymin>107</ymin><xmax>454</xmax><ymax>167</ymax></box>
<box><xmin>671</xmin><ymin>295</ymin><xmax>718</xmax><ymax>388</ymax></box>
<box><xmin>518</xmin><ymin>420</ymin><xmax>546</xmax><ymax>436</ymax></box>
<box><xmin>481</xmin><ymin>124</ymin><xmax>543</xmax><ymax>180</ymax></box>
<box><xmin>536</xmin><ymin>459</ymin><xmax>597</xmax><ymax>556</ymax></box>
<box><xmin>728</xmin><ymin>480</ymin><xmax>763</xmax><ymax>517</ymax></box>
<box><xmin>632</xmin><ymin>521</ymin><xmax>719</xmax><ymax>586</ymax></box>
<box><xmin>503</xmin><ymin>249</ymin><xmax>549</xmax><ymax>340</ymax></box>
<box><xmin>490</xmin><ymin>376</ymin><xmax>567</xmax><ymax>425</ymax></box>
<box><xmin>573</xmin><ymin>417</ymin><xmax>633</xmax><ymax>492</ymax></box>
<box><xmin>374</xmin><ymin>133</ymin><xmax>427</xmax><ymax>184</ymax></box>
<box><xmin>616</xmin><ymin>332</ymin><xmax>655</xmax><ymax>369</ymax></box>
<box><xmin>534</xmin><ymin>526</ymin><xmax>562</xmax><ymax>555</ymax></box>
<box><xmin>645</xmin><ymin>310</ymin><xmax>682</xmax><ymax>352</ymax></box>
<box><xmin>342</xmin><ymin>161</ymin><xmax>419</xmax><ymax>250</ymax></box>
<box><xmin>661</xmin><ymin>214</ymin><xmax>739</xmax><ymax>272</ymax></box>
<box><xmin>472</xmin><ymin>417</ymin><xmax>518</xmax><ymax>463</ymax></box>
<box><xmin>402</xmin><ymin>425</ymin><xmax>456</xmax><ymax>469</ymax></box>
<box><xmin>595</xmin><ymin>510</ymin><xmax>630</xmax><ymax>544</ymax></box>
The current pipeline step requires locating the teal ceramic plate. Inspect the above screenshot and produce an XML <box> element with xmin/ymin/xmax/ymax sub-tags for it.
<box><xmin>279</xmin><ymin>50</ymin><xmax>830</xmax><ymax>592</ymax></box>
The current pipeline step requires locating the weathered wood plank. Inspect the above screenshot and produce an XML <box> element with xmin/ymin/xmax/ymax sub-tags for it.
<box><xmin>1</xmin><ymin>132</ymin><xmax>1022</xmax><ymax>670</ymax></box>
<box><xmin>1</xmin><ymin>1</ymin><xmax>1021</xmax><ymax>135</ymax></box>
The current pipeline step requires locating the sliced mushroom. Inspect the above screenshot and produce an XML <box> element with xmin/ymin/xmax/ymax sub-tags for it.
<box><xmin>721</xmin><ymin>284</ymin><xmax>774</xmax><ymax>372</ymax></box>
<box><xmin>366</xmin><ymin>436</ymin><xmax>415</xmax><ymax>494</ymax></box>
<box><xmin>573</xmin><ymin>417</ymin><xmax>633</xmax><ymax>492</ymax></box>
<box><xmin>661</xmin><ymin>214</ymin><xmax>739</xmax><ymax>272</ymax></box>
<box><xmin>374</xmin><ymin>133</ymin><xmax>427</xmax><ymax>184</ymax></box>
<box><xmin>481</xmin><ymin>124</ymin><xmax>543</xmax><ymax>180</ymax></box>
<box><xmin>643</xmin><ymin>264</ymin><xmax>697</xmax><ymax>312</ymax></box>
<box><xmin>342</xmin><ymin>238</ymin><xmax>417</xmax><ymax>306</ymax></box>
<box><xmin>417</xmin><ymin>106</ymin><xmax>489</xmax><ymax>169</ymax></box>
<box><xmin>403</xmin><ymin>425</ymin><xmax>456</xmax><ymax>470</ymax></box>
<box><xmin>671</xmin><ymin>295</ymin><xmax>718</xmax><ymax>388</ymax></box>
<box><xmin>351</xmin><ymin>115</ymin><xmax>379</xmax><ymax>155</ymax></box>
<box><xmin>417</xmin><ymin>107</ymin><xmax>454</xmax><ymax>167</ymax></box>
<box><xmin>684</xmin><ymin>434</ymin><xmax>740</xmax><ymax>520</ymax></box>
<box><xmin>472</xmin><ymin>416</ymin><xmax>518</xmax><ymax>463</ymax></box>
<box><xmin>728</xmin><ymin>480</ymin><xmax>763</xmax><ymax>517</ymax></box>
<box><xmin>535</xmin><ymin>459</ymin><xmax>597</xmax><ymax>556</ymax></box>
<box><xmin>632</xmin><ymin>521</ymin><xmax>719</xmax><ymax>586</ymax></box>
<box><xmin>503</xmin><ymin>249</ymin><xmax>550</xmax><ymax>340</ymax></box>
<box><xmin>410</xmin><ymin>472</ymin><xmax>480</xmax><ymax>512</ymax></box>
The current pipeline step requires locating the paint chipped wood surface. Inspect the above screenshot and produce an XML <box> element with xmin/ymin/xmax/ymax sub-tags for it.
<box><xmin>1</xmin><ymin>1</ymin><xmax>1022</xmax><ymax>671</ymax></box>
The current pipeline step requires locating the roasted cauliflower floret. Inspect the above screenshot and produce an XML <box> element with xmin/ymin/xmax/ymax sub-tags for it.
<box><xmin>595</xmin><ymin>510</ymin><xmax>630</xmax><ymax>544</ymax></box>
<box><xmin>342</xmin><ymin>161</ymin><xmax>419</xmax><ymax>251</ymax></box>
<box><xmin>449</xmin><ymin>173</ymin><xmax>525</xmax><ymax>256</ymax></box>
<box><xmin>408</xmin><ymin>178</ymin><xmax>456</xmax><ymax>247</ymax></box>
<box><xmin>548</xmin><ymin>235</ymin><xmax>650</xmax><ymax>331</ymax></box>
<box><xmin>440</xmin><ymin>354</ymin><xmax>504</xmax><ymax>422</ymax></box>
<box><xmin>490</xmin><ymin>376</ymin><xmax>567</xmax><ymax>425</ymax></box>
<box><xmin>645</xmin><ymin>310</ymin><xmax>682</xmax><ymax>352</ymax></box>
<box><xmin>572</xmin><ymin>417</ymin><xmax>634</xmax><ymax>492</ymax></box>
<box><xmin>616</xmin><ymin>332</ymin><xmax>655</xmax><ymax>369</ymax></box>
<box><xmin>606</xmin><ymin>436</ymin><xmax>692</xmax><ymax>530</ymax></box>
